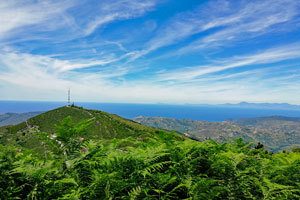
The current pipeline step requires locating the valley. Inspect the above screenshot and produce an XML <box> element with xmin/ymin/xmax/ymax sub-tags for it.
<box><xmin>134</xmin><ymin>116</ymin><xmax>300</xmax><ymax>152</ymax></box>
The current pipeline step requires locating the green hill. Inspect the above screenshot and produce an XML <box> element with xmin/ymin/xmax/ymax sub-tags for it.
<box><xmin>133</xmin><ymin>116</ymin><xmax>300</xmax><ymax>152</ymax></box>
<box><xmin>0</xmin><ymin>106</ymin><xmax>181</xmax><ymax>152</ymax></box>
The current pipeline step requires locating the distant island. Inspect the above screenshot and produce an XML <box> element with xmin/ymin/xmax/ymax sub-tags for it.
<box><xmin>0</xmin><ymin>112</ymin><xmax>42</xmax><ymax>126</ymax></box>
<box><xmin>218</xmin><ymin>102</ymin><xmax>300</xmax><ymax>110</ymax></box>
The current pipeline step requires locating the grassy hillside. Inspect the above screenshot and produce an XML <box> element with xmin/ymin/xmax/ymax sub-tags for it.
<box><xmin>133</xmin><ymin>116</ymin><xmax>300</xmax><ymax>152</ymax></box>
<box><xmin>0</xmin><ymin>112</ymin><xmax>42</xmax><ymax>127</ymax></box>
<box><xmin>0</xmin><ymin>106</ymin><xmax>182</xmax><ymax>152</ymax></box>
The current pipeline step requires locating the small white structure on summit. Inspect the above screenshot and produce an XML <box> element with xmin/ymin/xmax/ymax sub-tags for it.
<box><xmin>67</xmin><ymin>88</ymin><xmax>71</xmax><ymax>107</ymax></box>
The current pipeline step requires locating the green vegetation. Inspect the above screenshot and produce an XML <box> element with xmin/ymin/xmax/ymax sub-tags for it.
<box><xmin>0</xmin><ymin>106</ymin><xmax>178</xmax><ymax>153</ymax></box>
<box><xmin>134</xmin><ymin>116</ymin><xmax>300</xmax><ymax>152</ymax></box>
<box><xmin>3</xmin><ymin>109</ymin><xmax>300</xmax><ymax>152</ymax></box>
<box><xmin>1</xmin><ymin>116</ymin><xmax>300</xmax><ymax>199</ymax></box>
<box><xmin>1</xmin><ymin>107</ymin><xmax>300</xmax><ymax>199</ymax></box>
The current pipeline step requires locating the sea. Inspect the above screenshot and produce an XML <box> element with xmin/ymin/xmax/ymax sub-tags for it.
<box><xmin>1</xmin><ymin>100</ymin><xmax>300</xmax><ymax>122</ymax></box>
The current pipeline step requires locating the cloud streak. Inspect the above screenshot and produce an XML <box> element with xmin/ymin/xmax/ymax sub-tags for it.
<box><xmin>0</xmin><ymin>0</ymin><xmax>77</xmax><ymax>40</ymax></box>
<box><xmin>0</xmin><ymin>0</ymin><xmax>158</xmax><ymax>43</ymax></box>
<box><xmin>132</xmin><ymin>0</ymin><xmax>300</xmax><ymax>59</ymax></box>
<box><xmin>177</xmin><ymin>0</ymin><xmax>300</xmax><ymax>54</ymax></box>
<box><xmin>83</xmin><ymin>0</ymin><xmax>157</xmax><ymax>36</ymax></box>
<box><xmin>157</xmin><ymin>43</ymin><xmax>300</xmax><ymax>82</ymax></box>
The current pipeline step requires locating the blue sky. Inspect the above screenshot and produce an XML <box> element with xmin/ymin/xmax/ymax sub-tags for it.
<box><xmin>0</xmin><ymin>0</ymin><xmax>300</xmax><ymax>104</ymax></box>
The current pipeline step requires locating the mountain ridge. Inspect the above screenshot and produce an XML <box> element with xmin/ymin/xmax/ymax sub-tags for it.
<box><xmin>0</xmin><ymin>112</ymin><xmax>42</xmax><ymax>127</ymax></box>
<box><xmin>226</xmin><ymin>115</ymin><xmax>300</xmax><ymax>133</ymax></box>
<box><xmin>133</xmin><ymin>116</ymin><xmax>300</xmax><ymax>152</ymax></box>
<box><xmin>219</xmin><ymin>102</ymin><xmax>300</xmax><ymax>110</ymax></box>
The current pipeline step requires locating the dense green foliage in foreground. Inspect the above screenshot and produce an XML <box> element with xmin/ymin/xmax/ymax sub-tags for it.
<box><xmin>1</xmin><ymin>118</ymin><xmax>300</xmax><ymax>200</ymax></box>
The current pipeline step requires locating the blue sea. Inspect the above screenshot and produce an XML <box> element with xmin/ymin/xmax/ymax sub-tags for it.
<box><xmin>1</xmin><ymin>100</ymin><xmax>300</xmax><ymax>122</ymax></box>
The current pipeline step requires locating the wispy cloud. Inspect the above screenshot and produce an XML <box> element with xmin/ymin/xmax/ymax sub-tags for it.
<box><xmin>52</xmin><ymin>58</ymin><xmax>118</xmax><ymax>72</ymax></box>
<box><xmin>132</xmin><ymin>0</ymin><xmax>300</xmax><ymax>59</ymax></box>
<box><xmin>0</xmin><ymin>0</ymin><xmax>158</xmax><ymax>43</ymax></box>
<box><xmin>177</xmin><ymin>0</ymin><xmax>300</xmax><ymax>54</ymax></box>
<box><xmin>0</xmin><ymin>0</ymin><xmax>76</xmax><ymax>40</ymax></box>
<box><xmin>0</xmin><ymin>50</ymin><xmax>128</xmax><ymax>89</ymax></box>
<box><xmin>157</xmin><ymin>43</ymin><xmax>300</xmax><ymax>82</ymax></box>
<box><xmin>83</xmin><ymin>0</ymin><xmax>157</xmax><ymax>36</ymax></box>
<box><xmin>1</xmin><ymin>48</ymin><xmax>300</xmax><ymax>104</ymax></box>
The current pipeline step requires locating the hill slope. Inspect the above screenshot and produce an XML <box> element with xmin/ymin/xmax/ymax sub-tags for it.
<box><xmin>133</xmin><ymin>116</ymin><xmax>300</xmax><ymax>152</ymax></box>
<box><xmin>0</xmin><ymin>106</ymin><xmax>180</xmax><ymax>152</ymax></box>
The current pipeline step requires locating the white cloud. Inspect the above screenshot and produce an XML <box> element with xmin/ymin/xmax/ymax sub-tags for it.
<box><xmin>0</xmin><ymin>50</ymin><xmax>130</xmax><ymax>92</ymax></box>
<box><xmin>0</xmin><ymin>0</ymin><xmax>77</xmax><ymax>40</ymax></box>
<box><xmin>0</xmin><ymin>0</ymin><xmax>158</xmax><ymax>43</ymax></box>
<box><xmin>177</xmin><ymin>0</ymin><xmax>300</xmax><ymax>54</ymax></box>
<box><xmin>131</xmin><ymin>0</ymin><xmax>300</xmax><ymax>59</ymax></box>
<box><xmin>1</xmin><ymin>46</ymin><xmax>300</xmax><ymax>104</ymax></box>
<box><xmin>157</xmin><ymin>43</ymin><xmax>300</xmax><ymax>82</ymax></box>
<box><xmin>52</xmin><ymin>58</ymin><xmax>118</xmax><ymax>72</ymax></box>
<box><xmin>83</xmin><ymin>0</ymin><xmax>156</xmax><ymax>36</ymax></box>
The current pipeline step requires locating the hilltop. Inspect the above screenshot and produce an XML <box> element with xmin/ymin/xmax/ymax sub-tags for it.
<box><xmin>0</xmin><ymin>106</ymin><xmax>181</xmax><ymax>152</ymax></box>
<box><xmin>133</xmin><ymin>116</ymin><xmax>300</xmax><ymax>152</ymax></box>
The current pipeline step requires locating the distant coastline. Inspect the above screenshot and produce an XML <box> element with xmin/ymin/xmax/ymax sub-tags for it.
<box><xmin>1</xmin><ymin>100</ymin><xmax>300</xmax><ymax>122</ymax></box>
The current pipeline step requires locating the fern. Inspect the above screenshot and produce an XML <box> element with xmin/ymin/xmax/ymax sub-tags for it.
<box><xmin>1</xmin><ymin>117</ymin><xmax>300</xmax><ymax>199</ymax></box>
<box><xmin>128</xmin><ymin>185</ymin><xmax>142</xmax><ymax>200</ymax></box>
<box><xmin>140</xmin><ymin>161</ymin><xmax>173</xmax><ymax>178</ymax></box>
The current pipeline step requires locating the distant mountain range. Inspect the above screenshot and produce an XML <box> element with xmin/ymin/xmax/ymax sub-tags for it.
<box><xmin>0</xmin><ymin>112</ymin><xmax>42</xmax><ymax>127</ymax></box>
<box><xmin>226</xmin><ymin>116</ymin><xmax>300</xmax><ymax>132</ymax></box>
<box><xmin>134</xmin><ymin>116</ymin><xmax>300</xmax><ymax>152</ymax></box>
<box><xmin>219</xmin><ymin>102</ymin><xmax>300</xmax><ymax>110</ymax></box>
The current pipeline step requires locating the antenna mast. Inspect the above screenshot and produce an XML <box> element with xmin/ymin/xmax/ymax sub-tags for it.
<box><xmin>68</xmin><ymin>88</ymin><xmax>70</xmax><ymax>106</ymax></box>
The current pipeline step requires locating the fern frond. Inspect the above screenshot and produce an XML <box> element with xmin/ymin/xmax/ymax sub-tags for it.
<box><xmin>128</xmin><ymin>186</ymin><xmax>142</xmax><ymax>200</ymax></box>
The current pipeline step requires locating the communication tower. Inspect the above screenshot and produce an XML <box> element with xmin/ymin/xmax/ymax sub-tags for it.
<box><xmin>67</xmin><ymin>88</ymin><xmax>70</xmax><ymax>106</ymax></box>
